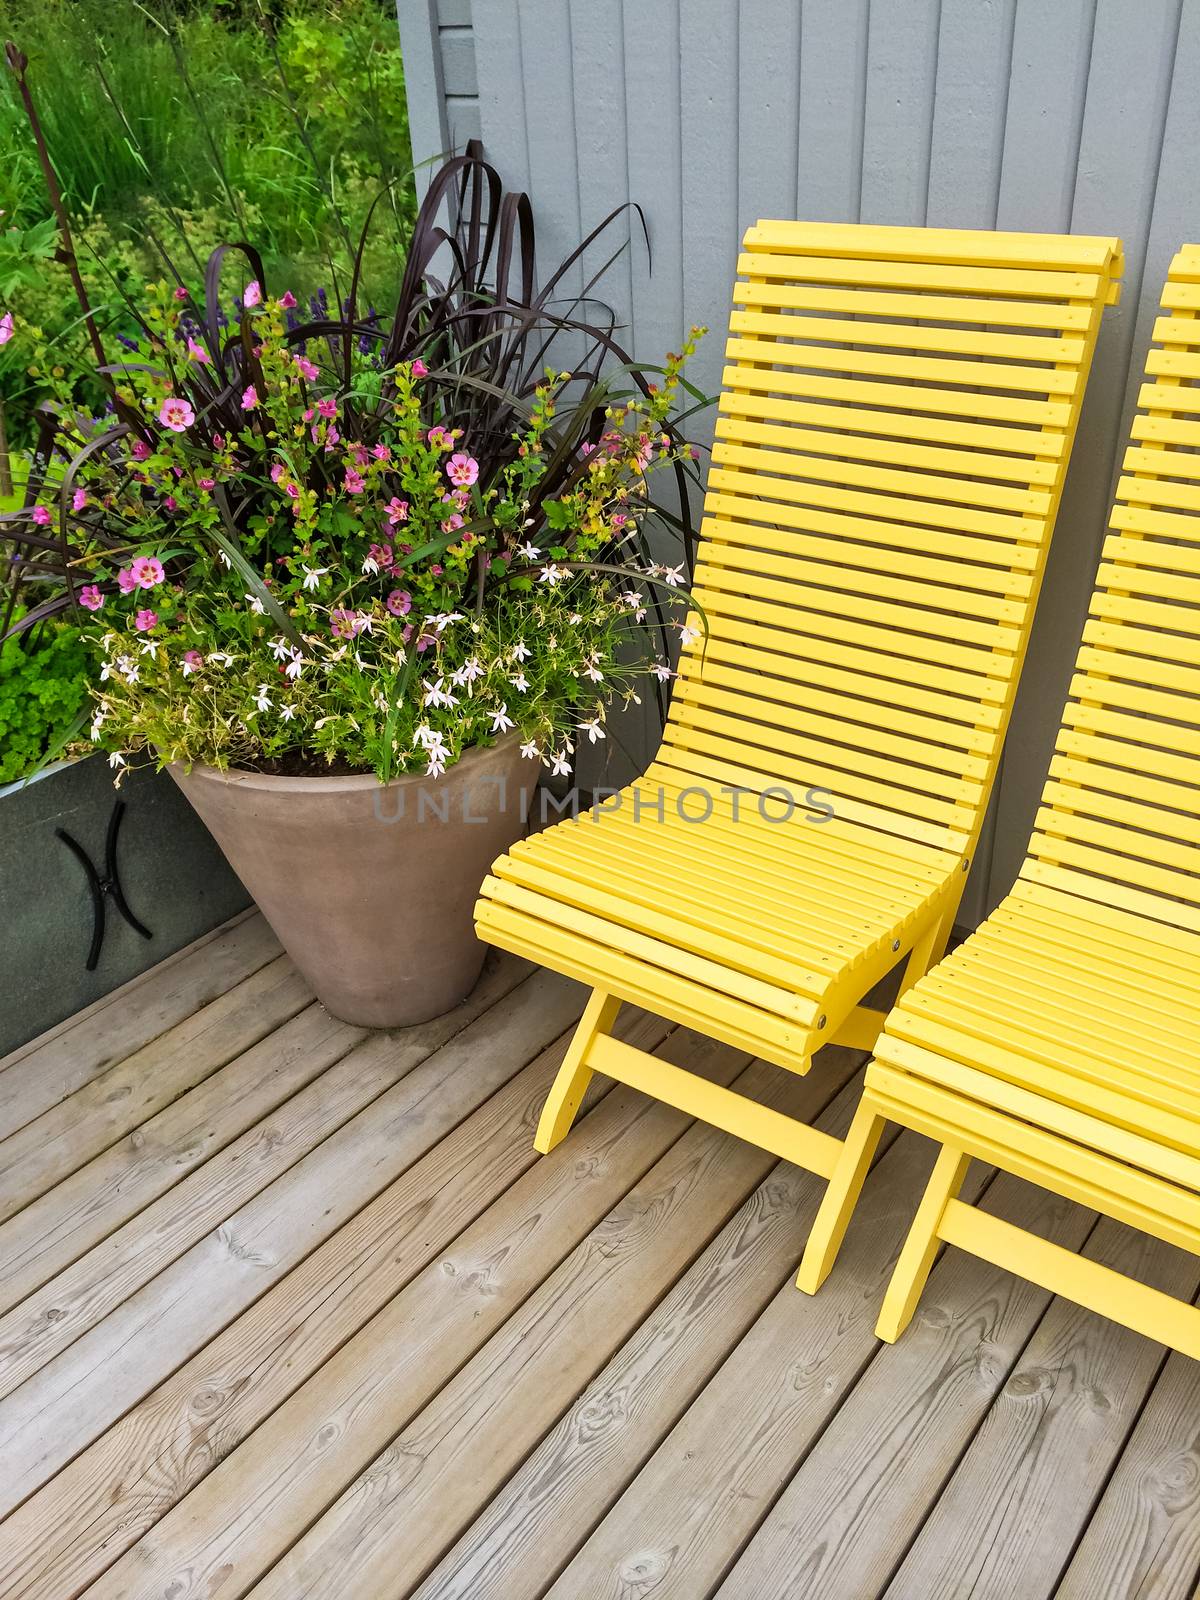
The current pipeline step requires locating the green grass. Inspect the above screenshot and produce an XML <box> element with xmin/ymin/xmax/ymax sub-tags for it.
<box><xmin>0</xmin><ymin>0</ymin><xmax>418</xmax><ymax>453</ymax></box>
<box><xmin>0</xmin><ymin>0</ymin><xmax>416</xmax><ymax>267</ymax></box>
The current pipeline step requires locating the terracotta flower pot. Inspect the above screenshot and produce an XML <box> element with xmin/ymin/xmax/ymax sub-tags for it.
<box><xmin>169</xmin><ymin>735</ymin><xmax>532</xmax><ymax>1028</ymax></box>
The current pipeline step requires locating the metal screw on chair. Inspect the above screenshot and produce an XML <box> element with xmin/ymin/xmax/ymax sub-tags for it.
<box><xmin>892</xmin><ymin>938</ymin><xmax>901</xmax><ymax>951</ymax></box>
<box><xmin>817</xmin><ymin>1014</ymin><xmax>827</xmax><ymax>1030</ymax></box>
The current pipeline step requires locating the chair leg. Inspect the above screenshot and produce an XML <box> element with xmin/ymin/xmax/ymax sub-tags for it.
<box><xmin>876</xmin><ymin>1144</ymin><xmax>970</xmax><ymax>1342</ymax></box>
<box><xmin>534</xmin><ymin>988</ymin><xmax>622</xmax><ymax>1154</ymax></box>
<box><xmin>796</xmin><ymin>1098</ymin><xmax>886</xmax><ymax>1294</ymax></box>
<box><xmin>897</xmin><ymin>900</ymin><xmax>957</xmax><ymax>1000</ymax></box>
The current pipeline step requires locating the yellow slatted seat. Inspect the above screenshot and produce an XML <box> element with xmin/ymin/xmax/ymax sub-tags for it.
<box><xmin>475</xmin><ymin>220</ymin><xmax>1122</xmax><ymax>1184</ymax></box>
<box><xmin>800</xmin><ymin>245</ymin><xmax>1200</xmax><ymax>1359</ymax></box>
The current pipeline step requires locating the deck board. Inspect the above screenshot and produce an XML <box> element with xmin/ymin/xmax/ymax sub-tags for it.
<box><xmin>1</xmin><ymin>915</ymin><xmax>1199</xmax><ymax>1600</ymax></box>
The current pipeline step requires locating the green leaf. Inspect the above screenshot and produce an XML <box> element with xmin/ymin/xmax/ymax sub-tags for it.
<box><xmin>541</xmin><ymin>500</ymin><xmax>573</xmax><ymax>531</ymax></box>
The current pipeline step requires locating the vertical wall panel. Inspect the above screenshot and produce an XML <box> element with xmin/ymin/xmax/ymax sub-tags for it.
<box><xmin>737</xmin><ymin>1</ymin><xmax>802</xmax><ymax>234</ymax></box>
<box><xmin>680</xmin><ymin>1</ymin><xmax>741</xmax><ymax>412</ymax></box>
<box><xmin>987</xmin><ymin>0</ymin><xmax>1184</xmax><ymax>905</ymax></box>
<box><xmin>859</xmin><ymin>0</ymin><xmax>942</xmax><ymax>224</ymax></box>
<box><xmin>517</xmin><ymin>2</ymin><xmax>583</xmax><ymax>302</ymax></box>
<box><xmin>569</xmin><ymin>0</ymin><xmax>634</xmax><ymax>340</ymax></box>
<box><xmin>404</xmin><ymin>0</ymin><xmax>1200</xmax><ymax>920</ymax></box>
<box><xmin>796</xmin><ymin>0</ymin><xmax>870</xmax><ymax>221</ymax></box>
<box><xmin>997</xmin><ymin>0</ymin><xmax>1096</xmax><ymax>229</ymax></box>
<box><xmin>624</xmin><ymin>0</ymin><xmax>684</xmax><ymax>358</ymax></box>
<box><xmin>925</xmin><ymin>0</ymin><xmax>1017</xmax><ymax>227</ymax></box>
<box><xmin>472</xmin><ymin>0</ymin><xmax>529</xmax><ymax>194</ymax></box>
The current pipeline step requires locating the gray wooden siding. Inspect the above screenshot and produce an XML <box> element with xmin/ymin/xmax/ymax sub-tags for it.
<box><xmin>396</xmin><ymin>0</ymin><xmax>479</xmax><ymax>186</ymax></box>
<box><xmin>401</xmin><ymin>0</ymin><xmax>1200</xmax><ymax>923</ymax></box>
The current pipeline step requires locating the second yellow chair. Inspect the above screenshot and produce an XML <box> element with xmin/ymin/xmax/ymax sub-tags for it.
<box><xmin>799</xmin><ymin>244</ymin><xmax>1200</xmax><ymax>1361</ymax></box>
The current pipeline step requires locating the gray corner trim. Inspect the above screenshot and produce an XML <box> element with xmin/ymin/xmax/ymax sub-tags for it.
<box><xmin>396</xmin><ymin>0</ymin><xmax>450</xmax><ymax>195</ymax></box>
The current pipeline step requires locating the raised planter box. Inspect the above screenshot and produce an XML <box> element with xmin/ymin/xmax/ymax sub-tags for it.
<box><xmin>0</xmin><ymin>754</ymin><xmax>250</xmax><ymax>1056</ymax></box>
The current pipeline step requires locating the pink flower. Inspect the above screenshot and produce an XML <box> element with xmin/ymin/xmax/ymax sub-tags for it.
<box><xmin>130</xmin><ymin>555</ymin><xmax>165</xmax><ymax>589</ymax></box>
<box><xmin>186</xmin><ymin>337</ymin><xmax>210</xmax><ymax>364</ymax></box>
<box><xmin>270</xmin><ymin>462</ymin><xmax>285</xmax><ymax>483</ymax></box>
<box><xmin>243</xmin><ymin>280</ymin><xmax>262</xmax><ymax>308</ymax></box>
<box><xmin>79</xmin><ymin>585</ymin><xmax>104</xmax><ymax>611</ymax></box>
<box><xmin>386</xmin><ymin>496</ymin><xmax>409</xmax><ymax>525</ymax></box>
<box><xmin>117</xmin><ymin>567</ymin><xmax>137</xmax><ymax>594</ymax></box>
<box><xmin>279</xmin><ymin>291</ymin><xmax>297</xmax><ymax>309</ymax></box>
<box><xmin>285</xmin><ymin>482</ymin><xmax>299</xmax><ymax>500</ymax></box>
<box><xmin>386</xmin><ymin>588</ymin><xmax>412</xmax><ymax>617</ymax></box>
<box><xmin>344</xmin><ymin>468</ymin><xmax>365</xmax><ymax>494</ymax></box>
<box><xmin>610</xmin><ymin>512</ymin><xmax>628</xmax><ymax>530</ymax></box>
<box><xmin>446</xmin><ymin>452</ymin><xmax>479</xmax><ymax>488</ymax></box>
<box><xmin>0</xmin><ymin>311</ymin><xmax>14</xmax><ymax>345</ymax></box>
<box><xmin>241</xmin><ymin>385</ymin><xmax>258</xmax><ymax>411</ymax></box>
<box><xmin>369</xmin><ymin>542</ymin><xmax>393</xmax><ymax>568</ymax></box>
<box><xmin>293</xmin><ymin>355</ymin><xmax>319</xmax><ymax>381</ymax></box>
<box><xmin>173</xmin><ymin>286</ymin><xmax>188</xmax><ymax>301</ymax></box>
<box><xmin>164</xmin><ymin>496</ymin><xmax>178</xmax><ymax>513</ymax></box>
<box><xmin>372</xmin><ymin>444</ymin><xmax>391</xmax><ymax>461</ymax></box>
<box><xmin>352</xmin><ymin>444</ymin><xmax>369</xmax><ymax>468</ymax></box>
<box><xmin>213</xmin><ymin>433</ymin><xmax>224</xmax><ymax>449</ymax></box>
<box><xmin>440</xmin><ymin>514</ymin><xmax>463</xmax><ymax>535</ymax></box>
<box><xmin>31</xmin><ymin>505</ymin><xmax>51</xmax><ymax>526</ymax></box>
<box><xmin>198</xmin><ymin>477</ymin><xmax>215</xmax><ymax>491</ymax></box>
<box><xmin>427</xmin><ymin>425</ymin><xmax>449</xmax><ymax>448</ymax></box>
<box><xmin>72</xmin><ymin>488</ymin><xmax>88</xmax><ymax>512</ymax></box>
<box><xmin>131</xmin><ymin>439</ymin><xmax>151</xmax><ymax>461</ymax></box>
<box><xmin>158</xmin><ymin>396</ymin><xmax>194</xmax><ymax>433</ymax></box>
<box><xmin>322</xmin><ymin>425</ymin><xmax>340</xmax><ymax>450</ymax></box>
<box><xmin>182</xmin><ymin>649</ymin><xmax>204</xmax><ymax>674</ymax></box>
<box><xmin>329</xmin><ymin>607</ymin><xmax>361</xmax><ymax>639</ymax></box>
<box><xmin>411</xmin><ymin>358</ymin><xmax>428</xmax><ymax>378</ymax></box>
<box><xmin>134</xmin><ymin>608</ymin><xmax>158</xmax><ymax>632</ymax></box>
<box><xmin>430</xmin><ymin>562</ymin><xmax>444</xmax><ymax>577</ymax></box>
<box><xmin>316</xmin><ymin>396</ymin><xmax>338</xmax><ymax>420</ymax></box>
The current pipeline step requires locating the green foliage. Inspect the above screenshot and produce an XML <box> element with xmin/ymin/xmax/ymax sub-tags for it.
<box><xmin>0</xmin><ymin>617</ymin><xmax>90</xmax><ymax>784</ymax></box>
<box><xmin>0</xmin><ymin>0</ymin><xmax>417</xmax><ymax>444</ymax></box>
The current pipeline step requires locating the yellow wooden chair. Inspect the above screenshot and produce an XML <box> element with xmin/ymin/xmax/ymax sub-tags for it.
<box><xmin>799</xmin><ymin>243</ymin><xmax>1200</xmax><ymax>1359</ymax></box>
<box><xmin>475</xmin><ymin>221</ymin><xmax>1122</xmax><ymax>1193</ymax></box>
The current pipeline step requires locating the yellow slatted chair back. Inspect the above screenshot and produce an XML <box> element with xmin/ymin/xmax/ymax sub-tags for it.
<box><xmin>661</xmin><ymin>221</ymin><xmax>1123</xmax><ymax>862</ymax></box>
<box><xmin>1026</xmin><ymin>243</ymin><xmax>1200</xmax><ymax>933</ymax></box>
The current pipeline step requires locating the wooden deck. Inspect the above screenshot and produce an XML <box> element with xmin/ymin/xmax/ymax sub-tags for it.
<box><xmin>2</xmin><ymin>910</ymin><xmax>1199</xmax><ymax>1600</ymax></box>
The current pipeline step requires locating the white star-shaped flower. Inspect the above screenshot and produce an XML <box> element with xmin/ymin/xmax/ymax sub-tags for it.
<box><xmin>548</xmin><ymin>749</ymin><xmax>572</xmax><ymax>777</ymax></box>
<box><xmin>491</xmin><ymin>704</ymin><xmax>515</xmax><ymax>733</ymax></box>
<box><xmin>578</xmin><ymin>717</ymin><xmax>606</xmax><ymax>744</ymax></box>
<box><xmin>517</xmin><ymin>541</ymin><xmax>541</xmax><ymax>561</ymax></box>
<box><xmin>423</xmin><ymin>677</ymin><xmax>458</xmax><ymax>709</ymax></box>
<box><xmin>245</xmin><ymin>593</ymin><xmax>266</xmax><ymax>616</ymax></box>
<box><xmin>301</xmin><ymin>565</ymin><xmax>328</xmax><ymax>592</ymax></box>
<box><xmin>520</xmin><ymin>739</ymin><xmax>539</xmax><ymax>760</ymax></box>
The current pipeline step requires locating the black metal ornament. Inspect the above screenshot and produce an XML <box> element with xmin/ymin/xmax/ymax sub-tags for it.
<box><xmin>55</xmin><ymin>799</ymin><xmax>152</xmax><ymax>970</ymax></box>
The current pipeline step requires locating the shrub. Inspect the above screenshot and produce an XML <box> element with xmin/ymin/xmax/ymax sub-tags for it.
<box><xmin>2</xmin><ymin>150</ymin><xmax>708</xmax><ymax>785</ymax></box>
<box><xmin>0</xmin><ymin>615</ymin><xmax>89</xmax><ymax>784</ymax></box>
